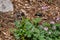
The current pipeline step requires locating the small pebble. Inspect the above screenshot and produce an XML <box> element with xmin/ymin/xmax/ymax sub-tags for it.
<box><xmin>42</xmin><ymin>6</ymin><xmax>50</xmax><ymax>10</ymax></box>
<box><xmin>56</xmin><ymin>17</ymin><xmax>60</xmax><ymax>20</ymax></box>
<box><xmin>43</xmin><ymin>27</ymin><xmax>48</xmax><ymax>31</ymax></box>
<box><xmin>48</xmin><ymin>31</ymin><xmax>51</xmax><ymax>34</ymax></box>
<box><xmin>0</xmin><ymin>0</ymin><xmax>13</xmax><ymax>12</ymax></box>
<box><xmin>50</xmin><ymin>21</ymin><xmax>55</xmax><ymax>24</ymax></box>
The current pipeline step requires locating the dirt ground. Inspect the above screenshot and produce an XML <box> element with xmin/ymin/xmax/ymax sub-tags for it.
<box><xmin>0</xmin><ymin>0</ymin><xmax>60</xmax><ymax>40</ymax></box>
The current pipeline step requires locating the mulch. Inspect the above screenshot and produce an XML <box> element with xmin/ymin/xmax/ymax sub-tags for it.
<box><xmin>0</xmin><ymin>0</ymin><xmax>60</xmax><ymax>40</ymax></box>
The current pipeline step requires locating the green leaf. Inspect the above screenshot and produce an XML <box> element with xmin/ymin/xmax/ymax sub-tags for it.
<box><xmin>25</xmin><ymin>30</ymin><xmax>32</xmax><ymax>37</ymax></box>
<box><xmin>54</xmin><ymin>23</ymin><xmax>60</xmax><ymax>27</ymax></box>
<box><xmin>32</xmin><ymin>17</ymin><xmax>42</xmax><ymax>24</ymax></box>
<box><xmin>34</xmin><ymin>28</ymin><xmax>40</xmax><ymax>33</ymax></box>
<box><xmin>46</xmin><ymin>37</ymin><xmax>52</xmax><ymax>40</ymax></box>
<box><xmin>33</xmin><ymin>34</ymin><xmax>39</xmax><ymax>38</ymax></box>
<box><xmin>15</xmin><ymin>20</ymin><xmax>22</xmax><ymax>28</ymax></box>
<box><xmin>14</xmin><ymin>33</ymin><xmax>20</xmax><ymax>40</ymax></box>
<box><xmin>38</xmin><ymin>36</ymin><xmax>46</xmax><ymax>40</ymax></box>
<box><xmin>33</xmin><ymin>37</ymin><xmax>37</xmax><ymax>40</ymax></box>
<box><xmin>24</xmin><ymin>20</ymin><xmax>33</xmax><ymax>30</ymax></box>
<box><xmin>53</xmin><ymin>31</ymin><xmax>60</xmax><ymax>36</ymax></box>
<box><xmin>43</xmin><ymin>22</ymin><xmax>50</xmax><ymax>27</ymax></box>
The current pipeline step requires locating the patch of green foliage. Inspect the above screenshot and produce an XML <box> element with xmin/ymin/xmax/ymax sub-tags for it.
<box><xmin>42</xmin><ymin>22</ymin><xmax>51</xmax><ymax>27</ymax></box>
<box><xmin>11</xmin><ymin>17</ymin><xmax>60</xmax><ymax>40</ymax></box>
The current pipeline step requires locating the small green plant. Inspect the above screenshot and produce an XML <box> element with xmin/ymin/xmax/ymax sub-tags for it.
<box><xmin>12</xmin><ymin>17</ymin><xmax>42</xmax><ymax>40</ymax></box>
<box><xmin>11</xmin><ymin>17</ymin><xmax>60</xmax><ymax>40</ymax></box>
